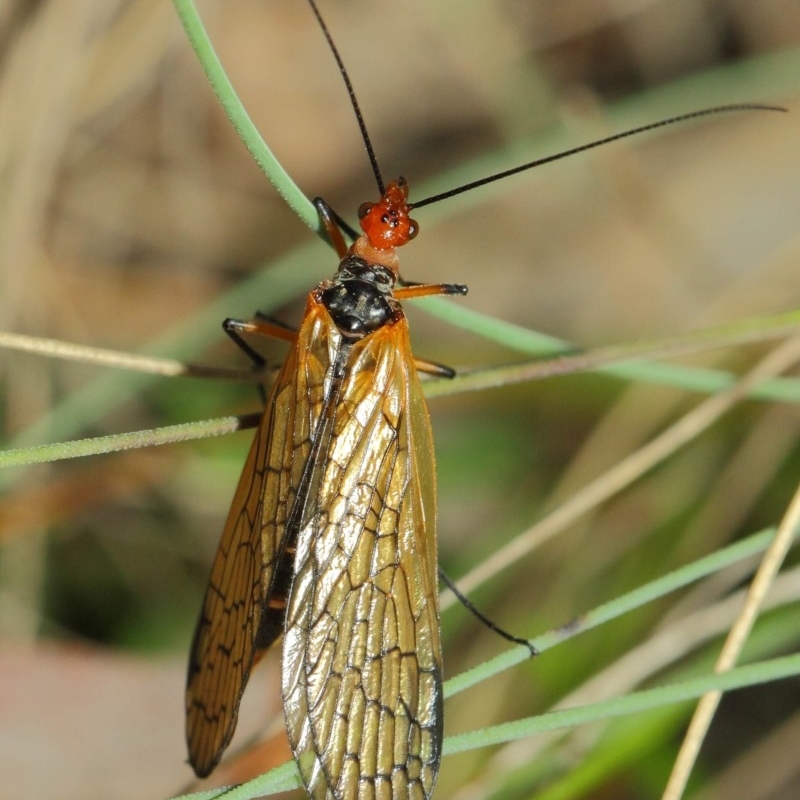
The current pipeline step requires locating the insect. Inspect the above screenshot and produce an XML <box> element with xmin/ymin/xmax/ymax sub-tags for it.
<box><xmin>183</xmin><ymin>1</ymin><xmax>783</xmax><ymax>797</ymax></box>
<box><xmin>185</xmin><ymin>169</ymin><xmax>464</xmax><ymax>797</ymax></box>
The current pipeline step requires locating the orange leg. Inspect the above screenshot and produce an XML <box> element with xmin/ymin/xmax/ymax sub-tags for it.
<box><xmin>413</xmin><ymin>357</ymin><xmax>456</xmax><ymax>379</ymax></box>
<box><xmin>395</xmin><ymin>282</ymin><xmax>468</xmax><ymax>300</ymax></box>
<box><xmin>223</xmin><ymin>316</ymin><xmax>297</xmax><ymax>369</ymax></box>
<box><xmin>398</xmin><ymin>284</ymin><xmax>467</xmax><ymax>377</ymax></box>
<box><xmin>313</xmin><ymin>197</ymin><xmax>352</xmax><ymax>258</ymax></box>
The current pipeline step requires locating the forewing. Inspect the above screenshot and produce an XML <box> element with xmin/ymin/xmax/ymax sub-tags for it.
<box><xmin>186</xmin><ymin>302</ymin><xmax>332</xmax><ymax>777</ymax></box>
<box><xmin>282</xmin><ymin>316</ymin><xmax>443</xmax><ymax>800</ymax></box>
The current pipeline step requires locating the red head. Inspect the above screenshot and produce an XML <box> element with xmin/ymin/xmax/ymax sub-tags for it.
<box><xmin>357</xmin><ymin>178</ymin><xmax>419</xmax><ymax>251</ymax></box>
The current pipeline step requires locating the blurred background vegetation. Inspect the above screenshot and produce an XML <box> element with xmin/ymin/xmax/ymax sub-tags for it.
<box><xmin>1</xmin><ymin>1</ymin><xmax>800</xmax><ymax>798</ymax></box>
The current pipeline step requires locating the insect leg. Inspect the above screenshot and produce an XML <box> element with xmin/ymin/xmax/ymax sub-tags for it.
<box><xmin>397</xmin><ymin>283</ymin><xmax>467</xmax><ymax>376</ymax></box>
<box><xmin>253</xmin><ymin>310</ymin><xmax>298</xmax><ymax>335</ymax></box>
<box><xmin>313</xmin><ymin>197</ymin><xmax>356</xmax><ymax>257</ymax></box>
<box><xmin>223</xmin><ymin>316</ymin><xmax>298</xmax><ymax>364</ymax></box>
<box><xmin>395</xmin><ymin>282</ymin><xmax>469</xmax><ymax>300</ymax></box>
<box><xmin>439</xmin><ymin>567</ymin><xmax>538</xmax><ymax>656</ymax></box>
<box><xmin>223</xmin><ymin>317</ymin><xmax>299</xmax><ymax>403</ymax></box>
<box><xmin>414</xmin><ymin>357</ymin><xmax>457</xmax><ymax>379</ymax></box>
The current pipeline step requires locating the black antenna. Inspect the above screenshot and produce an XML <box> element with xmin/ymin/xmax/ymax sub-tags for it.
<box><xmin>410</xmin><ymin>104</ymin><xmax>787</xmax><ymax>209</ymax></box>
<box><xmin>306</xmin><ymin>0</ymin><xmax>785</xmax><ymax>211</ymax></box>
<box><xmin>306</xmin><ymin>0</ymin><xmax>385</xmax><ymax>195</ymax></box>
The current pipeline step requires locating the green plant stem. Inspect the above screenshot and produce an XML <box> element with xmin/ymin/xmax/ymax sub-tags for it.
<box><xmin>443</xmin><ymin>652</ymin><xmax>800</xmax><ymax>756</ymax></box>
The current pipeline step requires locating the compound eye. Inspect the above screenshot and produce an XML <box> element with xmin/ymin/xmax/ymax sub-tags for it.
<box><xmin>407</xmin><ymin>219</ymin><xmax>419</xmax><ymax>240</ymax></box>
<box><xmin>357</xmin><ymin>202</ymin><xmax>374</xmax><ymax>219</ymax></box>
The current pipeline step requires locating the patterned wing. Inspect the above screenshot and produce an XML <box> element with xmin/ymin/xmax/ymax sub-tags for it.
<box><xmin>186</xmin><ymin>302</ymin><xmax>332</xmax><ymax>777</ymax></box>
<box><xmin>282</xmin><ymin>312</ymin><xmax>443</xmax><ymax>800</ymax></box>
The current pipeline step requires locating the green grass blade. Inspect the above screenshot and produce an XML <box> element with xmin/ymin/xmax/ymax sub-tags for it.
<box><xmin>443</xmin><ymin>652</ymin><xmax>800</xmax><ymax>756</ymax></box>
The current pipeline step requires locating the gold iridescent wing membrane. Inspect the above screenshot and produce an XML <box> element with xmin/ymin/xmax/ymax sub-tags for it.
<box><xmin>186</xmin><ymin>291</ymin><xmax>443</xmax><ymax>800</ymax></box>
